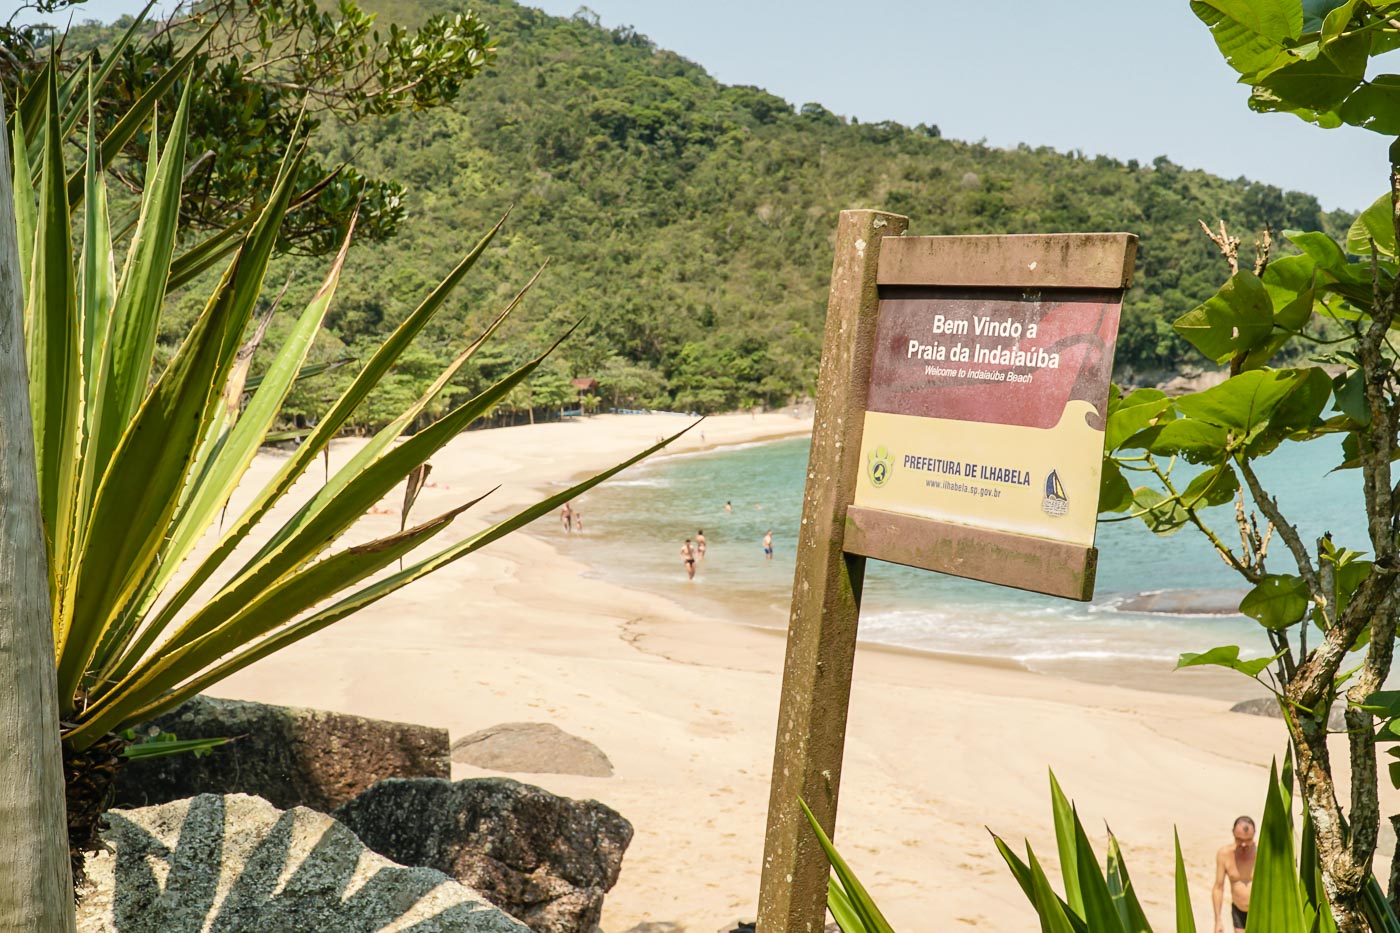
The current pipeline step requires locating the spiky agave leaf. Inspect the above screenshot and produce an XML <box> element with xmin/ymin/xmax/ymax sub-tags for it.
<box><xmin>799</xmin><ymin>797</ymin><xmax>895</xmax><ymax>933</ymax></box>
<box><xmin>18</xmin><ymin>78</ymin><xmax>675</xmax><ymax>754</ymax></box>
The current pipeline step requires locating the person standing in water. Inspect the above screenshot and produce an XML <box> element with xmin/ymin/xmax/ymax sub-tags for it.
<box><xmin>559</xmin><ymin>502</ymin><xmax>573</xmax><ymax>533</ymax></box>
<box><xmin>763</xmin><ymin>529</ymin><xmax>773</xmax><ymax>560</ymax></box>
<box><xmin>680</xmin><ymin>539</ymin><xmax>697</xmax><ymax>580</ymax></box>
<box><xmin>724</xmin><ymin>501</ymin><xmax>733</xmax><ymax>513</ymax></box>
<box><xmin>1212</xmin><ymin>816</ymin><xmax>1255</xmax><ymax>932</ymax></box>
<box><xmin>696</xmin><ymin>530</ymin><xmax>707</xmax><ymax>560</ymax></box>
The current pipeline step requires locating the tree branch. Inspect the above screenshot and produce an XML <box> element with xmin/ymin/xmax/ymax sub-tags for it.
<box><xmin>1239</xmin><ymin>458</ymin><xmax>1322</xmax><ymax>599</ymax></box>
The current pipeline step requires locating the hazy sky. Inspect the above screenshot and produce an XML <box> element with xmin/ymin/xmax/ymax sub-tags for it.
<box><xmin>17</xmin><ymin>0</ymin><xmax>1393</xmax><ymax>212</ymax></box>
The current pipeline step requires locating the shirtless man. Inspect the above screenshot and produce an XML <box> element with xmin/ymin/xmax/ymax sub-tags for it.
<box><xmin>1212</xmin><ymin>816</ymin><xmax>1255</xmax><ymax>932</ymax></box>
<box><xmin>696</xmin><ymin>530</ymin><xmax>707</xmax><ymax>560</ymax></box>
<box><xmin>559</xmin><ymin>502</ymin><xmax>573</xmax><ymax>533</ymax></box>
<box><xmin>763</xmin><ymin>529</ymin><xmax>773</xmax><ymax>560</ymax></box>
<box><xmin>680</xmin><ymin>539</ymin><xmax>697</xmax><ymax>580</ymax></box>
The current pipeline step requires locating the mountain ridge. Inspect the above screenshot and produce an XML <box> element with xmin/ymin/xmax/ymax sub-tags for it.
<box><xmin>99</xmin><ymin>0</ymin><xmax>1352</xmax><ymax>419</ymax></box>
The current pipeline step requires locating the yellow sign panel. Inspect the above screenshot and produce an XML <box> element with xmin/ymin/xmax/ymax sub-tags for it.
<box><xmin>855</xmin><ymin>404</ymin><xmax>1103</xmax><ymax>547</ymax></box>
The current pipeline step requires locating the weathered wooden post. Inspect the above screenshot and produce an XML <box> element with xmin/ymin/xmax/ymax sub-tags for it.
<box><xmin>757</xmin><ymin>215</ymin><xmax>1136</xmax><ymax>931</ymax></box>
<box><xmin>756</xmin><ymin>209</ymin><xmax>907</xmax><ymax>932</ymax></box>
<box><xmin>0</xmin><ymin>93</ymin><xmax>77</xmax><ymax>929</ymax></box>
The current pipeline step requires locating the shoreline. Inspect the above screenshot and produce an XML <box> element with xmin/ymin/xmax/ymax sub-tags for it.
<box><xmin>212</xmin><ymin>412</ymin><xmax>1390</xmax><ymax>930</ymax></box>
<box><xmin>544</xmin><ymin>429</ymin><xmax>1255</xmax><ymax>703</ymax></box>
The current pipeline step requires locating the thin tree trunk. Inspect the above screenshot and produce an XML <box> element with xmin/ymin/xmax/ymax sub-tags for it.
<box><xmin>0</xmin><ymin>94</ymin><xmax>76</xmax><ymax>929</ymax></box>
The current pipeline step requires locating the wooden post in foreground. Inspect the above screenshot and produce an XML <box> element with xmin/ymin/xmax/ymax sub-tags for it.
<box><xmin>756</xmin><ymin>209</ymin><xmax>907</xmax><ymax>933</ymax></box>
<box><xmin>0</xmin><ymin>93</ymin><xmax>76</xmax><ymax>929</ymax></box>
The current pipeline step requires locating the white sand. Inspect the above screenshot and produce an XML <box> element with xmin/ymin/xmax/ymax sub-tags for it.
<box><xmin>214</xmin><ymin>412</ymin><xmax>1390</xmax><ymax>931</ymax></box>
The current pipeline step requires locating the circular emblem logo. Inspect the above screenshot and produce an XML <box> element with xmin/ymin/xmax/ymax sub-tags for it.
<box><xmin>868</xmin><ymin>446</ymin><xmax>893</xmax><ymax>487</ymax></box>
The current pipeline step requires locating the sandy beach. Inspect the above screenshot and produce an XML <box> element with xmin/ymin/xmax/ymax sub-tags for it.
<box><xmin>212</xmin><ymin>411</ymin><xmax>1392</xmax><ymax>931</ymax></box>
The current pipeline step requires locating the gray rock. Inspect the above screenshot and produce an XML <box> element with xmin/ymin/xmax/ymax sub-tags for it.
<box><xmin>76</xmin><ymin>793</ymin><xmax>528</xmax><ymax>933</ymax></box>
<box><xmin>626</xmin><ymin>924</ymin><xmax>684</xmax><ymax>933</ymax></box>
<box><xmin>335</xmin><ymin>777</ymin><xmax>632</xmax><ymax>933</ymax></box>
<box><xmin>115</xmin><ymin>695</ymin><xmax>449</xmax><ymax>812</ymax></box>
<box><xmin>452</xmin><ymin>722</ymin><xmax>614</xmax><ymax>777</ymax></box>
<box><xmin>1230</xmin><ymin>696</ymin><xmax>1346</xmax><ymax>731</ymax></box>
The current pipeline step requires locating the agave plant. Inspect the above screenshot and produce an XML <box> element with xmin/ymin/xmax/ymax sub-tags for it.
<box><xmin>11</xmin><ymin>42</ymin><xmax>683</xmax><ymax>870</ymax></box>
<box><xmin>805</xmin><ymin>763</ymin><xmax>1400</xmax><ymax>932</ymax></box>
<box><xmin>990</xmin><ymin>767</ymin><xmax>1400</xmax><ymax>933</ymax></box>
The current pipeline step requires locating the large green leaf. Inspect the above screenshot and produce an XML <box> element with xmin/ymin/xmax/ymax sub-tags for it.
<box><xmin>1287</xmin><ymin>231</ymin><xmax>1370</xmax><ymax>286</ymax></box>
<box><xmin>1178</xmin><ymin>645</ymin><xmax>1284</xmax><ymax>677</ymax></box>
<box><xmin>1173</xmin><ymin>271</ymin><xmax>1274</xmax><ymax>364</ymax></box>
<box><xmin>1246</xmin><ymin>762</ymin><xmax>1306</xmax><ymax>931</ymax></box>
<box><xmin>167</xmin><ymin>213</ymin><xmax>256</xmax><ymax>291</ymax></box>
<box><xmin>1247</xmin><ymin>367</ymin><xmax>1334</xmax><ymax>455</ymax></box>
<box><xmin>1099</xmin><ymin>459</ymin><xmax>1134</xmax><ymax>514</ymax></box>
<box><xmin>1123</xmin><ymin>419</ymin><xmax>1231</xmax><ymax>464</ymax></box>
<box><xmin>1305</xmin><ymin>0</ymin><xmax>1354</xmax><ymax>33</ymax></box>
<box><xmin>1339</xmin><ymin>74</ymin><xmax>1400</xmax><ymax>133</ymax></box>
<box><xmin>1181</xmin><ymin>463</ymin><xmax>1239</xmax><ymax>509</ymax></box>
<box><xmin>1105</xmin><ymin>387</ymin><xmax>1172</xmax><ymax>451</ymax></box>
<box><xmin>1345</xmin><ymin>192</ymin><xmax>1397</xmax><ymax>257</ymax></box>
<box><xmin>1191</xmin><ymin>0</ymin><xmax>1300</xmax><ymax>77</ymax></box>
<box><xmin>1240</xmin><ymin>283</ymin><xmax>1318</xmax><ymax>371</ymax></box>
<box><xmin>15</xmin><ymin>55</ymin><xmax>52</xmax><ymax>153</ymax></box>
<box><xmin>1132</xmin><ymin>488</ymin><xmax>1190</xmax><ymax>537</ymax></box>
<box><xmin>1333</xmin><ymin>369</ymin><xmax>1369</xmax><ymax>424</ymax></box>
<box><xmin>1173</xmin><ymin>369</ymin><xmax>1330</xmax><ymax>451</ymax></box>
<box><xmin>1257</xmin><ymin>32</ymin><xmax>1369</xmax><ymax>112</ymax></box>
<box><xmin>1240</xmin><ymin>574</ymin><xmax>1311</xmax><ymax>629</ymax></box>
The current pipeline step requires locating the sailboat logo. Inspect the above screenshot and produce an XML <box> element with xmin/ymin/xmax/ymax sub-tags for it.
<box><xmin>1042</xmin><ymin>469</ymin><xmax>1069</xmax><ymax>517</ymax></box>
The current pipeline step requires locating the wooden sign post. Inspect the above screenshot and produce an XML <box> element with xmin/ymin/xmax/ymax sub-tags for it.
<box><xmin>755</xmin><ymin>210</ymin><xmax>1136</xmax><ymax>932</ymax></box>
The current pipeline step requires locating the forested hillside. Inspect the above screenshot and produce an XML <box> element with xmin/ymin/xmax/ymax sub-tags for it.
<box><xmin>116</xmin><ymin>0</ymin><xmax>1354</xmax><ymax>421</ymax></box>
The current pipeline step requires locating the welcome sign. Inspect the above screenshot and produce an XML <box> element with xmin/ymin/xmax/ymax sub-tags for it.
<box><xmin>854</xmin><ymin>285</ymin><xmax>1124</xmax><ymax>548</ymax></box>
<box><xmin>843</xmin><ymin>233</ymin><xmax>1136</xmax><ymax>599</ymax></box>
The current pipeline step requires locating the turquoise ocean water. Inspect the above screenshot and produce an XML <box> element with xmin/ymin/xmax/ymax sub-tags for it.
<box><xmin>547</xmin><ymin>433</ymin><xmax>1368</xmax><ymax>695</ymax></box>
